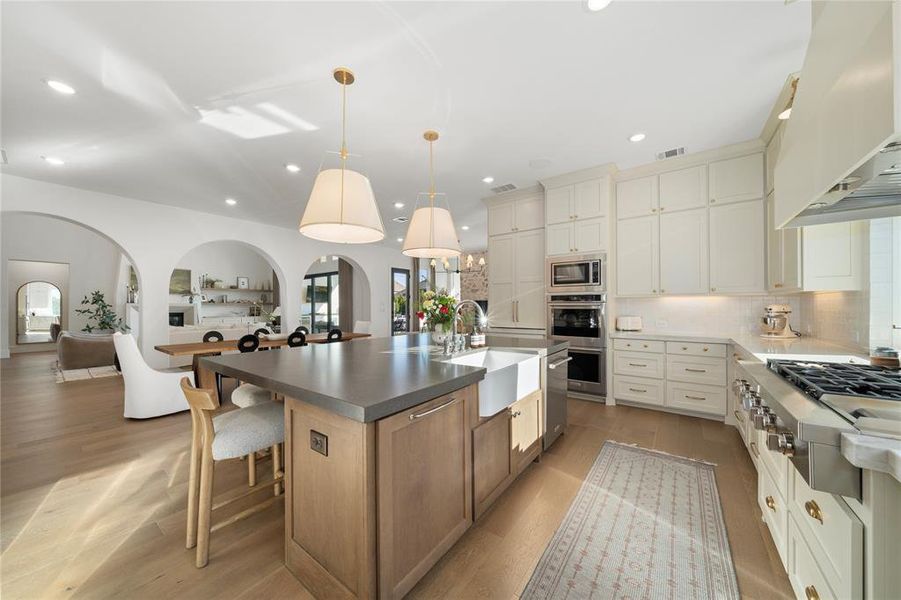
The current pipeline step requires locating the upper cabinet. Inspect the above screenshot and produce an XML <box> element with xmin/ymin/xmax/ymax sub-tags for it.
<box><xmin>659</xmin><ymin>165</ymin><xmax>707</xmax><ymax>213</ymax></box>
<box><xmin>659</xmin><ymin>208</ymin><xmax>708</xmax><ymax>295</ymax></box>
<box><xmin>543</xmin><ymin>175</ymin><xmax>610</xmax><ymax>256</ymax></box>
<box><xmin>487</xmin><ymin>201</ymin><xmax>514</xmax><ymax>237</ymax></box>
<box><xmin>803</xmin><ymin>221</ymin><xmax>867</xmax><ymax>292</ymax></box>
<box><xmin>709</xmin><ymin>199</ymin><xmax>765</xmax><ymax>293</ymax></box>
<box><xmin>487</xmin><ymin>191</ymin><xmax>544</xmax><ymax>236</ymax></box>
<box><xmin>617</xmin><ymin>215</ymin><xmax>659</xmax><ymax>296</ymax></box>
<box><xmin>709</xmin><ymin>153</ymin><xmax>764</xmax><ymax>205</ymax></box>
<box><xmin>616</xmin><ymin>175</ymin><xmax>658</xmax><ymax>219</ymax></box>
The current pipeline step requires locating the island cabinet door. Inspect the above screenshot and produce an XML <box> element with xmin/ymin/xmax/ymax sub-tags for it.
<box><xmin>510</xmin><ymin>389</ymin><xmax>542</xmax><ymax>475</ymax></box>
<box><xmin>473</xmin><ymin>408</ymin><xmax>514</xmax><ymax>519</ymax></box>
<box><xmin>377</xmin><ymin>385</ymin><xmax>474</xmax><ymax>600</ymax></box>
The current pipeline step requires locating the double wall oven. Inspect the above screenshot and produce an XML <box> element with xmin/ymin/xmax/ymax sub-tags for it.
<box><xmin>546</xmin><ymin>254</ymin><xmax>607</xmax><ymax>398</ymax></box>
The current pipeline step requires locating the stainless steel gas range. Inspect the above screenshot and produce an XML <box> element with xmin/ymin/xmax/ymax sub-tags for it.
<box><xmin>733</xmin><ymin>358</ymin><xmax>901</xmax><ymax>500</ymax></box>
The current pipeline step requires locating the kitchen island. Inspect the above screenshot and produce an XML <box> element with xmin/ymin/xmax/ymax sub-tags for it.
<box><xmin>202</xmin><ymin>333</ymin><xmax>566</xmax><ymax>599</ymax></box>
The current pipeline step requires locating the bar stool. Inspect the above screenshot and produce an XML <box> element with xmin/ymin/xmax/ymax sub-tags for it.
<box><xmin>181</xmin><ymin>378</ymin><xmax>283</xmax><ymax>568</ymax></box>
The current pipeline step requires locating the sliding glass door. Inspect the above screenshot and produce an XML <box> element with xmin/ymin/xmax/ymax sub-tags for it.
<box><xmin>391</xmin><ymin>268</ymin><xmax>410</xmax><ymax>336</ymax></box>
<box><xmin>302</xmin><ymin>271</ymin><xmax>339</xmax><ymax>333</ymax></box>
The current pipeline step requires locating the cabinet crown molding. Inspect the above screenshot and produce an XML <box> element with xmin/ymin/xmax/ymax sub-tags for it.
<box><xmin>615</xmin><ymin>139</ymin><xmax>764</xmax><ymax>182</ymax></box>
<box><xmin>481</xmin><ymin>184</ymin><xmax>543</xmax><ymax>207</ymax></box>
<box><xmin>539</xmin><ymin>163</ymin><xmax>617</xmax><ymax>189</ymax></box>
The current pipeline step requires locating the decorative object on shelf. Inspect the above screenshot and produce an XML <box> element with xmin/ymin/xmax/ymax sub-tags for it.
<box><xmin>416</xmin><ymin>289</ymin><xmax>456</xmax><ymax>345</ymax></box>
<box><xmin>403</xmin><ymin>130</ymin><xmax>462</xmax><ymax>258</ymax></box>
<box><xmin>169</xmin><ymin>269</ymin><xmax>191</xmax><ymax>294</ymax></box>
<box><xmin>260</xmin><ymin>293</ymin><xmax>269</xmax><ymax>303</ymax></box>
<box><xmin>76</xmin><ymin>291</ymin><xmax>130</xmax><ymax>333</ymax></box>
<box><xmin>237</xmin><ymin>276</ymin><xmax>249</xmax><ymax>289</ymax></box>
<box><xmin>299</xmin><ymin>67</ymin><xmax>385</xmax><ymax>244</ymax></box>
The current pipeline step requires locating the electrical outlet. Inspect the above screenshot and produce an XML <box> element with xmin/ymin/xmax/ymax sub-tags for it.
<box><xmin>656</xmin><ymin>319</ymin><xmax>669</xmax><ymax>329</ymax></box>
<box><xmin>310</xmin><ymin>429</ymin><xmax>328</xmax><ymax>457</ymax></box>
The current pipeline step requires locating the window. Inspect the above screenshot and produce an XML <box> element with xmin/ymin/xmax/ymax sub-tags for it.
<box><xmin>302</xmin><ymin>271</ymin><xmax>339</xmax><ymax>333</ymax></box>
<box><xmin>391</xmin><ymin>268</ymin><xmax>411</xmax><ymax>335</ymax></box>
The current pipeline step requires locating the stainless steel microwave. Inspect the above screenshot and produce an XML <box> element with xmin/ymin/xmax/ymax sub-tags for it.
<box><xmin>546</xmin><ymin>254</ymin><xmax>606</xmax><ymax>293</ymax></box>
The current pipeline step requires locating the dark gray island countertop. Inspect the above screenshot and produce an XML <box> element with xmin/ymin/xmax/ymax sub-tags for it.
<box><xmin>202</xmin><ymin>333</ymin><xmax>488</xmax><ymax>422</ymax></box>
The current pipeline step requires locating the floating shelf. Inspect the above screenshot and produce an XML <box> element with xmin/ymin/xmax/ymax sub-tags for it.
<box><xmin>201</xmin><ymin>287</ymin><xmax>273</xmax><ymax>293</ymax></box>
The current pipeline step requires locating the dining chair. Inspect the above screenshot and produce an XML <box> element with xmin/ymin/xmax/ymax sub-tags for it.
<box><xmin>113</xmin><ymin>332</ymin><xmax>188</xmax><ymax>418</ymax></box>
<box><xmin>215</xmin><ymin>333</ymin><xmax>259</xmax><ymax>403</ymax></box>
<box><xmin>254</xmin><ymin>327</ymin><xmax>271</xmax><ymax>351</ymax></box>
<box><xmin>295</xmin><ymin>325</ymin><xmax>309</xmax><ymax>335</ymax></box>
<box><xmin>326</xmin><ymin>328</ymin><xmax>343</xmax><ymax>343</ymax></box>
<box><xmin>181</xmin><ymin>378</ymin><xmax>283</xmax><ymax>568</ymax></box>
<box><xmin>287</xmin><ymin>330</ymin><xmax>307</xmax><ymax>347</ymax></box>
<box><xmin>201</xmin><ymin>330</ymin><xmax>225</xmax><ymax>397</ymax></box>
<box><xmin>202</xmin><ymin>330</ymin><xmax>224</xmax><ymax>343</ymax></box>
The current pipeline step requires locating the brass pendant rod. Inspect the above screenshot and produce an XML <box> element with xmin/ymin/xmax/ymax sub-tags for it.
<box><xmin>339</xmin><ymin>75</ymin><xmax>348</xmax><ymax>224</ymax></box>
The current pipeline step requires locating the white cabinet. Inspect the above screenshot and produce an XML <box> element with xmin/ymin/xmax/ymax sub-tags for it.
<box><xmin>709</xmin><ymin>153</ymin><xmax>764</xmax><ymax>205</ymax></box>
<box><xmin>803</xmin><ymin>221</ymin><xmax>867</xmax><ymax>291</ymax></box>
<box><xmin>659</xmin><ymin>165</ymin><xmax>707</xmax><ymax>212</ymax></box>
<box><xmin>709</xmin><ymin>199</ymin><xmax>765</xmax><ymax>293</ymax></box>
<box><xmin>766</xmin><ymin>123</ymin><xmax>784</xmax><ymax>195</ymax></box>
<box><xmin>513</xmin><ymin>229</ymin><xmax>546</xmax><ymax>328</ymax></box>
<box><xmin>616</xmin><ymin>215</ymin><xmax>659</xmax><ymax>296</ymax></box>
<box><xmin>545</xmin><ymin>178</ymin><xmax>608</xmax><ymax>255</ymax></box>
<box><xmin>487</xmin><ymin>234</ymin><xmax>516</xmax><ymax>327</ymax></box>
<box><xmin>616</xmin><ymin>175</ymin><xmax>658</xmax><ymax>219</ymax></box>
<box><xmin>659</xmin><ymin>208</ymin><xmax>708</xmax><ymax>295</ymax></box>
<box><xmin>767</xmin><ymin>193</ymin><xmax>802</xmax><ymax>292</ymax></box>
<box><xmin>488</xmin><ymin>195</ymin><xmax>543</xmax><ymax>236</ymax></box>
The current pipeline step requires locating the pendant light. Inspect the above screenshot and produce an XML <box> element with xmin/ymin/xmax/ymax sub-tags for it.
<box><xmin>402</xmin><ymin>131</ymin><xmax>462</xmax><ymax>258</ymax></box>
<box><xmin>299</xmin><ymin>67</ymin><xmax>385</xmax><ymax>244</ymax></box>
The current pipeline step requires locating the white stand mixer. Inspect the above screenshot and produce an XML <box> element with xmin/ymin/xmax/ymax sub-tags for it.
<box><xmin>760</xmin><ymin>304</ymin><xmax>801</xmax><ymax>338</ymax></box>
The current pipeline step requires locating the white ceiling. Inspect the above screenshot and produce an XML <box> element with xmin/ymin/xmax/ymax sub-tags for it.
<box><xmin>0</xmin><ymin>1</ymin><xmax>810</xmax><ymax>251</ymax></box>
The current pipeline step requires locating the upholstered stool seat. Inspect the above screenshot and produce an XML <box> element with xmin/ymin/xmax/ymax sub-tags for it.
<box><xmin>231</xmin><ymin>383</ymin><xmax>272</xmax><ymax>408</ymax></box>
<box><xmin>211</xmin><ymin>402</ymin><xmax>284</xmax><ymax>461</ymax></box>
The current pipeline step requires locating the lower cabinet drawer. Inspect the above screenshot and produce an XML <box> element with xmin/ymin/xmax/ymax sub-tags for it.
<box><xmin>788</xmin><ymin>470</ymin><xmax>863</xmax><ymax>600</ymax></box>
<box><xmin>666</xmin><ymin>355</ymin><xmax>727</xmax><ymax>386</ymax></box>
<box><xmin>757</xmin><ymin>428</ymin><xmax>790</xmax><ymax>496</ymax></box>
<box><xmin>664</xmin><ymin>381</ymin><xmax>726</xmax><ymax>416</ymax></box>
<box><xmin>665</xmin><ymin>341</ymin><xmax>727</xmax><ymax>358</ymax></box>
<box><xmin>787</xmin><ymin>513</ymin><xmax>839</xmax><ymax>600</ymax></box>
<box><xmin>613</xmin><ymin>338</ymin><xmax>665</xmax><ymax>353</ymax></box>
<box><xmin>614</xmin><ymin>351</ymin><xmax>665</xmax><ymax>379</ymax></box>
<box><xmin>614</xmin><ymin>376</ymin><xmax>664</xmax><ymax>407</ymax></box>
<box><xmin>758</xmin><ymin>464</ymin><xmax>788</xmax><ymax>567</ymax></box>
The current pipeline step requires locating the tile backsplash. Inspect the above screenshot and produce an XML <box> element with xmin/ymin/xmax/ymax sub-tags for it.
<box><xmin>614</xmin><ymin>295</ymin><xmax>804</xmax><ymax>337</ymax></box>
<box><xmin>798</xmin><ymin>291</ymin><xmax>870</xmax><ymax>351</ymax></box>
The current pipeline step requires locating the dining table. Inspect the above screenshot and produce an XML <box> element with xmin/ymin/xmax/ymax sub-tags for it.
<box><xmin>154</xmin><ymin>332</ymin><xmax>372</xmax><ymax>399</ymax></box>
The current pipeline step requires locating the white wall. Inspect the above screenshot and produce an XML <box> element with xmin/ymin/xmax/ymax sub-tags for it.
<box><xmin>0</xmin><ymin>174</ymin><xmax>413</xmax><ymax>364</ymax></box>
<box><xmin>2</xmin><ymin>213</ymin><xmax>124</xmax><ymax>353</ymax></box>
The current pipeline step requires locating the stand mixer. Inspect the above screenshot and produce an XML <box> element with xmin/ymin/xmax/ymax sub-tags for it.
<box><xmin>760</xmin><ymin>304</ymin><xmax>801</xmax><ymax>338</ymax></box>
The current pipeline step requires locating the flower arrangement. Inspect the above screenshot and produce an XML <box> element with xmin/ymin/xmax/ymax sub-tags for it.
<box><xmin>416</xmin><ymin>289</ymin><xmax>457</xmax><ymax>333</ymax></box>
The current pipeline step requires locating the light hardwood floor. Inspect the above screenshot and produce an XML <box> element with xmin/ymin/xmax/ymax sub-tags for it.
<box><xmin>1</xmin><ymin>352</ymin><xmax>792</xmax><ymax>599</ymax></box>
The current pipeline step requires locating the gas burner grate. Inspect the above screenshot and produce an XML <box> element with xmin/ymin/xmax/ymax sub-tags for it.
<box><xmin>768</xmin><ymin>359</ymin><xmax>901</xmax><ymax>401</ymax></box>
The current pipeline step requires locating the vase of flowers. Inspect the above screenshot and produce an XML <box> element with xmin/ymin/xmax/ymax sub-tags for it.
<box><xmin>416</xmin><ymin>289</ymin><xmax>457</xmax><ymax>345</ymax></box>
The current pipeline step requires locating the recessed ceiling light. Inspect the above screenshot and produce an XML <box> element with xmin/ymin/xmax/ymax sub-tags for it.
<box><xmin>41</xmin><ymin>155</ymin><xmax>65</xmax><ymax>165</ymax></box>
<box><xmin>285</xmin><ymin>163</ymin><xmax>301</xmax><ymax>173</ymax></box>
<box><xmin>225</xmin><ymin>198</ymin><xmax>237</xmax><ymax>206</ymax></box>
<box><xmin>586</xmin><ymin>0</ymin><xmax>613</xmax><ymax>11</ymax></box>
<box><xmin>45</xmin><ymin>80</ymin><xmax>75</xmax><ymax>95</ymax></box>
<box><xmin>396</xmin><ymin>237</ymin><xmax>403</xmax><ymax>243</ymax></box>
<box><xmin>778</xmin><ymin>107</ymin><xmax>792</xmax><ymax>120</ymax></box>
<box><xmin>482</xmin><ymin>176</ymin><xmax>494</xmax><ymax>184</ymax></box>
<box><xmin>394</xmin><ymin>202</ymin><xmax>405</xmax><ymax>209</ymax></box>
<box><xmin>629</xmin><ymin>133</ymin><xmax>646</xmax><ymax>142</ymax></box>
<box><xmin>461</xmin><ymin>225</ymin><xmax>470</xmax><ymax>231</ymax></box>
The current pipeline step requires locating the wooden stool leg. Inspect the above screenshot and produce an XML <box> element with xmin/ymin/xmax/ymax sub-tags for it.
<box><xmin>195</xmin><ymin>447</ymin><xmax>214</xmax><ymax>568</ymax></box>
<box><xmin>272</xmin><ymin>444</ymin><xmax>281</xmax><ymax>496</ymax></box>
<box><xmin>247</xmin><ymin>452</ymin><xmax>256</xmax><ymax>487</ymax></box>
<box><xmin>186</xmin><ymin>412</ymin><xmax>203</xmax><ymax>549</ymax></box>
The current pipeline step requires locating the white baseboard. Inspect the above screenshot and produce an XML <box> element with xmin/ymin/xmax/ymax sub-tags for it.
<box><xmin>0</xmin><ymin>348</ymin><xmax>9</xmax><ymax>359</ymax></box>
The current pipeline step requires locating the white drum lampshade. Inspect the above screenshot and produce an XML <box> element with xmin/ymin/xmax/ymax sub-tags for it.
<box><xmin>299</xmin><ymin>168</ymin><xmax>385</xmax><ymax>244</ymax></box>
<box><xmin>402</xmin><ymin>206</ymin><xmax>462</xmax><ymax>258</ymax></box>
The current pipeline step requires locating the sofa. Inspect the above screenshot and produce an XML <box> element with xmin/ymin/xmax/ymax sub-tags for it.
<box><xmin>57</xmin><ymin>331</ymin><xmax>117</xmax><ymax>370</ymax></box>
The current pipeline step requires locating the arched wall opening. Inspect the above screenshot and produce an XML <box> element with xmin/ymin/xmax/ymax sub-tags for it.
<box><xmin>15</xmin><ymin>281</ymin><xmax>63</xmax><ymax>344</ymax></box>
<box><xmin>302</xmin><ymin>255</ymin><xmax>372</xmax><ymax>334</ymax></box>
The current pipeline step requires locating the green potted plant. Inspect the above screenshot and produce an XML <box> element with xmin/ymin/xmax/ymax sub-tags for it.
<box><xmin>75</xmin><ymin>291</ymin><xmax>129</xmax><ymax>333</ymax></box>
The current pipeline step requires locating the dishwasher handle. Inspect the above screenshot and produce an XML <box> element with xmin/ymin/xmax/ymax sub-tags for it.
<box><xmin>549</xmin><ymin>356</ymin><xmax>573</xmax><ymax>370</ymax></box>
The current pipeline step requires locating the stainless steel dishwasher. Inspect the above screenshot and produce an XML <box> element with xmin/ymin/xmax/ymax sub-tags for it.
<box><xmin>544</xmin><ymin>348</ymin><xmax>570</xmax><ymax>450</ymax></box>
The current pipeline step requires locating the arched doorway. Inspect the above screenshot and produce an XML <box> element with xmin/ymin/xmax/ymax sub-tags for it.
<box><xmin>16</xmin><ymin>281</ymin><xmax>62</xmax><ymax>344</ymax></box>
<box><xmin>302</xmin><ymin>256</ymin><xmax>371</xmax><ymax>334</ymax></box>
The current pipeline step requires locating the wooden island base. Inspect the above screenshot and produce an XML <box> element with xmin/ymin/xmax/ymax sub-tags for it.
<box><xmin>284</xmin><ymin>384</ymin><xmax>478</xmax><ymax>600</ymax></box>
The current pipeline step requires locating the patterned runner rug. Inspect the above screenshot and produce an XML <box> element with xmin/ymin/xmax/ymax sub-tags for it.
<box><xmin>522</xmin><ymin>441</ymin><xmax>739</xmax><ymax>600</ymax></box>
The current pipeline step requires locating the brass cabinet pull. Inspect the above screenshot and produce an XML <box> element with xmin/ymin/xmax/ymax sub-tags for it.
<box><xmin>734</xmin><ymin>410</ymin><xmax>745</xmax><ymax>423</ymax></box>
<box><xmin>765</xmin><ymin>496</ymin><xmax>776</xmax><ymax>511</ymax></box>
<box><xmin>750</xmin><ymin>441</ymin><xmax>760</xmax><ymax>458</ymax></box>
<box><xmin>804</xmin><ymin>500</ymin><xmax>824</xmax><ymax>524</ymax></box>
<box><xmin>628</xmin><ymin>387</ymin><xmax>647</xmax><ymax>393</ymax></box>
<box><xmin>805</xmin><ymin>585</ymin><xmax>820</xmax><ymax>600</ymax></box>
<box><xmin>682</xmin><ymin>346</ymin><xmax>688</xmax><ymax>350</ymax></box>
<box><xmin>710</xmin><ymin>287</ymin><xmax>717</xmax><ymax>292</ymax></box>
<box><xmin>642</xmin><ymin>343</ymin><xmax>648</xmax><ymax>348</ymax></box>
<box><xmin>628</xmin><ymin>363</ymin><xmax>648</xmax><ymax>367</ymax></box>
<box><xmin>512</xmin><ymin>410</ymin><xmax>522</xmax><ymax>418</ymax></box>
<box><xmin>774</xmin><ymin>283</ymin><xmax>784</xmax><ymax>288</ymax></box>
<box><xmin>409</xmin><ymin>396</ymin><xmax>458</xmax><ymax>421</ymax></box>
<box><xmin>685</xmin><ymin>368</ymin><xmax>707</xmax><ymax>373</ymax></box>
<box><xmin>685</xmin><ymin>395</ymin><xmax>706</xmax><ymax>401</ymax></box>
<box><xmin>703</xmin><ymin>347</ymin><xmax>709</xmax><ymax>352</ymax></box>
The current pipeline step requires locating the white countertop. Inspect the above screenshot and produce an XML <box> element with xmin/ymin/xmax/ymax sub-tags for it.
<box><xmin>611</xmin><ymin>330</ymin><xmax>869</xmax><ymax>364</ymax></box>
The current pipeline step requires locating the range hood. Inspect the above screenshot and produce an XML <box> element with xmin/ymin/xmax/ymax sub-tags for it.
<box><xmin>787</xmin><ymin>142</ymin><xmax>901</xmax><ymax>227</ymax></box>
<box><xmin>775</xmin><ymin>1</ymin><xmax>901</xmax><ymax>228</ymax></box>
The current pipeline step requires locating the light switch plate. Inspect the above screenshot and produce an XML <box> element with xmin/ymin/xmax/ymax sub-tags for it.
<box><xmin>310</xmin><ymin>429</ymin><xmax>328</xmax><ymax>457</ymax></box>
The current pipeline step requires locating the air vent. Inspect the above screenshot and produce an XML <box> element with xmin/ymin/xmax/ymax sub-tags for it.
<box><xmin>392</xmin><ymin>216</ymin><xmax>409</xmax><ymax>223</ymax></box>
<box><xmin>490</xmin><ymin>183</ymin><xmax>517</xmax><ymax>194</ymax></box>
<box><xmin>655</xmin><ymin>147</ymin><xmax>685</xmax><ymax>161</ymax></box>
